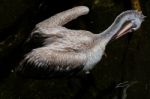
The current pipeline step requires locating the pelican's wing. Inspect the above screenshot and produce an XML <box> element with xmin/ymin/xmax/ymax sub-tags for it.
<box><xmin>16</xmin><ymin>31</ymin><xmax>93</xmax><ymax>78</ymax></box>
<box><xmin>36</xmin><ymin>6</ymin><xmax>89</xmax><ymax>28</ymax></box>
<box><xmin>16</xmin><ymin>46</ymin><xmax>86</xmax><ymax>78</ymax></box>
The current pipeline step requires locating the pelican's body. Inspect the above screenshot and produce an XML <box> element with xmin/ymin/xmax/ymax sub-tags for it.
<box><xmin>16</xmin><ymin>6</ymin><xmax>145</xmax><ymax>78</ymax></box>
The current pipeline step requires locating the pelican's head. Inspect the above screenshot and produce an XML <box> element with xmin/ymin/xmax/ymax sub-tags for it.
<box><xmin>129</xmin><ymin>11</ymin><xmax>145</xmax><ymax>30</ymax></box>
<box><xmin>114</xmin><ymin>10</ymin><xmax>146</xmax><ymax>39</ymax></box>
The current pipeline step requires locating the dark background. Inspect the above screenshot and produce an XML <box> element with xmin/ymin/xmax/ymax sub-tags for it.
<box><xmin>0</xmin><ymin>0</ymin><xmax>150</xmax><ymax>99</ymax></box>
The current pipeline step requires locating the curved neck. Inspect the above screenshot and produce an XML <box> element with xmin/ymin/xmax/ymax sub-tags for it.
<box><xmin>97</xmin><ymin>16</ymin><xmax>128</xmax><ymax>44</ymax></box>
<box><xmin>95</xmin><ymin>10</ymin><xmax>138</xmax><ymax>46</ymax></box>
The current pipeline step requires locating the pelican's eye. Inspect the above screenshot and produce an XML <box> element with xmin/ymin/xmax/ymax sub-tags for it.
<box><xmin>131</xmin><ymin>20</ymin><xmax>138</xmax><ymax>30</ymax></box>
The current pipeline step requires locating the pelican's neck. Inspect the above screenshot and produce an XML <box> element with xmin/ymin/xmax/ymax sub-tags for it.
<box><xmin>96</xmin><ymin>13</ymin><xmax>131</xmax><ymax>45</ymax></box>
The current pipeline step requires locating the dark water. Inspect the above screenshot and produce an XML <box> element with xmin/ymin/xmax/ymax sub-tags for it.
<box><xmin>0</xmin><ymin>0</ymin><xmax>150</xmax><ymax>99</ymax></box>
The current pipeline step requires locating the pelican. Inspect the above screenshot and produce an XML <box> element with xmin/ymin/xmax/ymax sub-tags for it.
<box><xmin>16</xmin><ymin>6</ymin><xmax>145</xmax><ymax>78</ymax></box>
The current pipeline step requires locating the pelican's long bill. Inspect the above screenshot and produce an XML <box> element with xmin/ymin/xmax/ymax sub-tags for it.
<box><xmin>115</xmin><ymin>21</ymin><xmax>133</xmax><ymax>39</ymax></box>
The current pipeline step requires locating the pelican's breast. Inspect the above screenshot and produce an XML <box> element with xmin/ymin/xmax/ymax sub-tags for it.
<box><xmin>83</xmin><ymin>44</ymin><xmax>105</xmax><ymax>73</ymax></box>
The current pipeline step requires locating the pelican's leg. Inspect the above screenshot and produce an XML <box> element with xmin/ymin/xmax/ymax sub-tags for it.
<box><xmin>115</xmin><ymin>81</ymin><xmax>138</xmax><ymax>99</ymax></box>
<box><xmin>36</xmin><ymin>6</ymin><xmax>89</xmax><ymax>28</ymax></box>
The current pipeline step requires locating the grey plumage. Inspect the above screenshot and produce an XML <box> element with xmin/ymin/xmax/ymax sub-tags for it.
<box><xmin>16</xmin><ymin>6</ymin><xmax>145</xmax><ymax>78</ymax></box>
